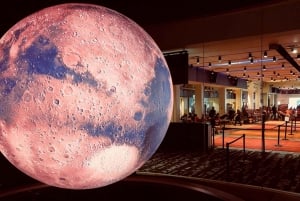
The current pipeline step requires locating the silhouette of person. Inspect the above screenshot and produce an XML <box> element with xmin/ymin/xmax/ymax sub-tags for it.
<box><xmin>272</xmin><ymin>105</ymin><xmax>277</xmax><ymax>120</ymax></box>
<box><xmin>234</xmin><ymin>109</ymin><xmax>242</xmax><ymax>126</ymax></box>
<box><xmin>209</xmin><ymin>107</ymin><xmax>216</xmax><ymax>119</ymax></box>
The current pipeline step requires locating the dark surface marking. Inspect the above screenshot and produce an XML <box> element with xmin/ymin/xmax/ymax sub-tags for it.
<box><xmin>13</xmin><ymin>24</ymin><xmax>29</xmax><ymax>41</ymax></box>
<box><xmin>17</xmin><ymin>35</ymin><xmax>99</xmax><ymax>87</ymax></box>
<box><xmin>0</xmin><ymin>78</ymin><xmax>16</xmax><ymax>96</ymax></box>
<box><xmin>133</xmin><ymin>111</ymin><xmax>143</xmax><ymax>121</ymax></box>
<box><xmin>23</xmin><ymin>35</ymin><xmax>68</xmax><ymax>79</ymax></box>
<box><xmin>0</xmin><ymin>41</ymin><xmax>12</xmax><ymax>73</ymax></box>
<box><xmin>81</xmin><ymin>122</ymin><xmax>118</xmax><ymax>142</ymax></box>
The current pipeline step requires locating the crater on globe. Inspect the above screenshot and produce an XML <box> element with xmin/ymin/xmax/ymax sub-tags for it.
<box><xmin>0</xmin><ymin>3</ymin><xmax>173</xmax><ymax>189</ymax></box>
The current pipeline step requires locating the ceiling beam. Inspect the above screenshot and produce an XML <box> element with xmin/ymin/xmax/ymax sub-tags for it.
<box><xmin>269</xmin><ymin>43</ymin><xmax>300</xmax><ymax>73</ymax></box>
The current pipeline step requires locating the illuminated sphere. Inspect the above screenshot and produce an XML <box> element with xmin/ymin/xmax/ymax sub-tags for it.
<box><xmin>0</xmin><ymin>3</ymin><xmax>173</xmax><ymax>189</ymax></box>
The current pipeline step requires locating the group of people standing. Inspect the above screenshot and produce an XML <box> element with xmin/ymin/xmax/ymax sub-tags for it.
<box><xmin>209</xmin><ymin>106</ymin><xmax>243</xmax><ymax>128</ymax></box>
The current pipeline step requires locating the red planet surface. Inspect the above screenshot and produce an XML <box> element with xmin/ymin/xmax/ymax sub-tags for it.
<box><xmin>0</xmin><ymin>3</ymin><xmax>173</xmax><ymax>189</ymax></box>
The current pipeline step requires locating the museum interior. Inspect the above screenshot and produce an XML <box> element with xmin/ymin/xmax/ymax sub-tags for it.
<box><xmin>2</xmin><ymin>0</ymin><xmax>300</xmax><ymax>201</ymax></box>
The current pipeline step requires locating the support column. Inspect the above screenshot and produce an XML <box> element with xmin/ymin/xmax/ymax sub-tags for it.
<box><xmin>218</xmin><ymin>87</ymin><xmax>226</xmax><ymax>115</ymax></box>
<box><xmin>172</xmin><ymin>85</ymin><xmax>181</xmax><ymax>122</ymax></box>
<box><xmin>194</xmin><ymin>84</ymin><xmax>203</xmax><ymax>118</ymax></box>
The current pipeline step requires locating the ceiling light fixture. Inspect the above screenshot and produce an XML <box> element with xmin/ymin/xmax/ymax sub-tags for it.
<box><xmin>206</xmin><ymin>57</ymin><xmax>273</xmax><ymax>68</ymax></box>
<box><xmin>218</xmin><ymin>56</ymin><xmax>222</xmax><ymax>63</ymax></box>
<box><xmin>272</xmin><ymin>56</ymin><xmax>276</xmax><ymax>62</ymax></box>
<box><xmin>263</xmin><ymin>51</ymin><xmax>268</xmax><ymax>58</ymax></box>
<box><xmin>228</xmin><ymin>60</ymin><xmax>231</xmax><ymax>66</ymax></box>
<box><xmin>248</xmin><ymin>53</ymin><xmax>252</xmax><ymax>59</ymax></box>
<box><xmin>196</xmin><ymin>56</ymin><xmax>200</xmax><ymax>64</ymax></box>
<box><xmin>262</xmin><ymin>65</ymin><xmax>266</xmax><ymax>71</ymax></box>
<box><xmin>281</xmin><ymin>63</ymin><xmax>285</xmax><ymax>69</ymax></box>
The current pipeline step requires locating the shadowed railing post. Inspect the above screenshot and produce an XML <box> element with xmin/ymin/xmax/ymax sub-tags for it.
<box><xmin>261</xmin><ymin>113</ymin><xmax>266</xmax><ymax>153</ymax></box>
<box><xmin>225</xmin><ymin>134</ymin><xmax>246</xmax><ymax>180</ymax></box>
<box><xmin>222</xmin><ymin>126</ymin><xmax>225</xmax><ymax>149</ymax></box>
<box><xmin>226</xmin><ymin>142</ymin><xmax>230</xmax><ymax>179</ymax></box>
<box><xmin>289</xmin><ymin>118</ymin><xmax>293</xmax><ymax>135</ymax></box>
<box><xmin>283</xmin><ymin>120</ymin><xmax>288</xmax><ymax>140</ymax></box>
<box><xmin>275</xmin><ymin>125</ymin><xmax>282</xmax><ymax>147</ymax></box>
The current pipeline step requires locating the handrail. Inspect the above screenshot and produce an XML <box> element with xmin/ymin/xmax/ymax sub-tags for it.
<box><xmin>226</xmin><ymin>134</ymin><xmax>246</xmax><ymax>178</ymax></box>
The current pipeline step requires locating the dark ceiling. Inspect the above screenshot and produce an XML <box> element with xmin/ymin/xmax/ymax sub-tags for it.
<box><xmin>0</xmin><ymin>0</ymin><xmax>280</xmax><ymax>36</ymax></box>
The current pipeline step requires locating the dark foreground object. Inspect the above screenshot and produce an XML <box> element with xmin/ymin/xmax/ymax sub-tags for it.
<box><xmin>0</xmin><ymin>174</ymin><xmax>244</xmax><ymax>201</ymax></box>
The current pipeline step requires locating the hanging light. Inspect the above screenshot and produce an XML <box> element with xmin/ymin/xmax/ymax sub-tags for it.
<box><xmin>272</xmin><ymin>56</ymin><xmax>276</xmax><ymax>62</ymax></box>
<box><xmin>208</xmin><ymin>62</ymin><xmax>212</xmax><ymax>67</ymax></box>
<box><xmin>248</xmin><ymin>52</ymin><xmax>252</xmax><ymax>59</ymax></box>
<box><xmin>243</xmin><ymin>73</ymin><xmax>246</xmax><ymax>77</ymax></box>
<box><xmin>218</xmin><ymin>56</ymin><xmax>222</xmax><ymax>63</ymax></box>
<box><xmin>281</xmin><ymin>63</ymin><xmax>285</xmax><ymax>69</ymax></box>
<box><xmin>263</xmin><ymin>51</ymin><xmax>268</xmax><ymax>58</ymax></box>
<box><xmin>226</xmin><ymin>68</ymin><xmax>229</xmax><ymax>74</ymax></box>
<box><xmin>243</xmin><ymin>66</ymin><xmax>247</xmax><ymax>72</ymax></box>
<box><xmin>262</xmin><ymin>65</ymin><xmax>266</xmax><ymax>71</ymax></box>
<box><xmin>228</xmin><ymin>60</ymin><xmax>231</xmax><ymax>66</ymax></box>
<box><xmin>297</xmin><ymin>54</ymin><xmax>300</xmax><ymax>60</ymax></box>
<box><xmin>250</xmin><ymin>58</ymin><xmax>254</xmax><ymax>64</ymax></box>
<box><xmin>196</xmin><ymin>56</ymin><xmax>200</xmax><ymax>64</ymax></box>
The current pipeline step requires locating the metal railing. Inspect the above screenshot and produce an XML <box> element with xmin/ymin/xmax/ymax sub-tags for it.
<box><xmin>225</xmin><ymin>134</ymin><xmax>246</xmax><ymax>178</ymax></box>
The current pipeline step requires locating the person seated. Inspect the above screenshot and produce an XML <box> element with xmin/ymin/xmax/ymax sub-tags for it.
<box><xmin>220</xmin><ymin>114</ymin><xmax>228</xmax><ymax>120</ymax></box>
<box><xmin>228</xmin><ymin>108</ymin><xmax>236</xmax><ymax>123</ymax></box>
<box><xmin>242</xmin><ymin>108</ymin><xmax>249</xmax><ymax>124</ymax></box>
<box><xmin>180</xmin><ymin>113</ymin><xmax>188</xmax><ymax>122</ymax></box>
<box><xmin>234</xmin><ymin>109</ymin><xmax>242</xmax><ymax>126</ymax></box>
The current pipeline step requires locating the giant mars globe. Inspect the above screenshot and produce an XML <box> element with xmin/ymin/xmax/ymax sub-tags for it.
<box><xmin>0</xmin><ymin>3</ymin><xmax>173</xmax><ymax>189</ymax></box>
